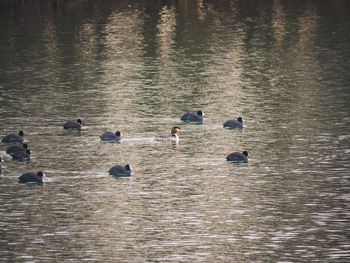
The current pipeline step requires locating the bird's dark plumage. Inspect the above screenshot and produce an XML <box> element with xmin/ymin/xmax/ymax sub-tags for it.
<box><xmin>223</xmin><ymin>117</ymin><xmax>243</xmax><ymax>129</ymax></box>
<box><xmin>11</xmin><ymin>149</ymin><xmax>31</xmax><ymax>161</ymax></box>
<box><xmin>100</xmin><ymin>131</ymin><xmax>122</xmax><ymax>141</ymax></box>
<box><xmin>108</xmin><ymin>164</ymin><xmax>132</xmax><ymax>177</ymax></box>
<box><xmin>1</xmin><ymin>131</ymin><xmax>24</xmax><ymax>143</ymax></box>
<box><xmin>181</xmin><ymin>111</ymin><xmax>204</xmax><ymax>122</ymax></box>
<box><xmin>226</xmin><ymin>151</ymin><xmax>248</xmax><ymax>162</ymax></box>
<box><xmin>63</xmin><ymin>119</ymin><xmax>82</xmax><ymax>130</ymax></box>
<box><xmin>6</xmin><ymin>143</ymin><xmax>28</xmax><ymax>155</ymax></box>
<box><xmin>18</xmin><ymin>171</ymin><xmax>45</xmax><ymax>184</ymax></box>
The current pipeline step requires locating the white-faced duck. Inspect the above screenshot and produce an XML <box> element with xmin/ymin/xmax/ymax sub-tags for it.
<box><xmin>108</xmin><ymin>164</ymin><xmax>132</xmax><ymax>177</ymax></box>
<box><xmin>223</xmin><ymin>117</ymin><xmax>243</xmax><ymax>129</ymax></box>
<box><xmin>18</xmin><ymin>171</ymin><xmax>45</xmax><ymax>184</ymax></box>
<box><xmin>154</xmin><ymin>127</ymin><xmax>180</xmax><ymax>141</ymax></box>
<box><xmin>100</xmin><ymin>131</ymin><xmax>122</xmax><ymax>142</ymax></box>
<box><xmin>1</xmin><ymin>131</ymin><xmax>24</xmax><ymax>143</ymax></box>
<box><xmin>181</xmin><ymin>110</ymin><xmax>204</xmax><ymax>122</ymax></box>
<box><xmin>226</xmin><ymin>151</ymin><xmax>248</xmax><ymax>163</ymax></box>
<box><xmin>63</xmin><ymin>119</ymin><xmax>82</xmax><ymax>130</ymax></box>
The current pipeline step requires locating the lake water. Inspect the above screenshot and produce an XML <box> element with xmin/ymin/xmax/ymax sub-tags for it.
<box><xmin>0</xmin><ymin>0</ymin><xmax>350</xmax><ymax>262</ymax></box>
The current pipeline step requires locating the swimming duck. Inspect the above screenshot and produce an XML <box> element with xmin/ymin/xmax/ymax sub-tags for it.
<box><xmin>181</xmin><ymin>110</ymin><xmax>204</xmax><ymax>122</ymax></box>
<box><xmin>108</xmin><ymin>164</ymin><xmax>132</xmax><ymax>177</ymax></box>
<box><xmin>154</xmin><ymin>127</ymin><xmax>180</xmax><ymax>141</ymax></box>
<box><xmin>1</xmin><ymin>131</ymin><xmax>24</xmax><ymax>143</ymax></box>
<box><xmin>100</xmin><ymin>131</ymin><xmax>122</xmax><ymax>142</ymax></box>
<box><xmin>18</xmin><ymin>171</ymin><xmax>45</xmax><ymax>184</ymax></box>
<box><xmin>63</xmin><ymin>119</ymin><xmax>82</xmax><ymax>130</ymax></box>
<box><xmin>223</xmin><ymin>117</ymin><xmax>243</xmax><ymax>129</ymax></box>
<box><xmin>6</xmin><ymin>143</ymin><xmax>28</xmax><ymax>155</ymax></box>
<box><xmin>11</xmin><ymin>149</ymin><xmax>31</xmax><ymax>161</ymax></box>
<box><xmin>226</xmin><ymin>151</ymin><xmax>248</xmax><ymax>163</ymax></box>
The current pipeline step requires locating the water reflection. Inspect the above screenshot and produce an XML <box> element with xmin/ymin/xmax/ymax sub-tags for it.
<box><xmin>0</xmin><ymin>0</ymin><xmax>350</xmax><ymax>262</ymax></box>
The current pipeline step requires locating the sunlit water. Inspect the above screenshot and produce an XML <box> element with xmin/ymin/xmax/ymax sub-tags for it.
<box><xmin>0</xmin><ymin>1</ymin><xmax>350</xmax><ymax>262</ymax></box>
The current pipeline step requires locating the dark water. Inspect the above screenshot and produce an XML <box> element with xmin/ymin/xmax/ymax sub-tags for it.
<box><xmin>0</xmin><ymin>0</ymin><xmax>350</xmax><ymax>262</ymax></box>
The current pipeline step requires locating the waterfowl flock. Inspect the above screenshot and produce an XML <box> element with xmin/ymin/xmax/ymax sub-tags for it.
<box><xmin>0</xmin><ymin>112</ymin><xmax>247</xmax><ymax>183</ymax></box>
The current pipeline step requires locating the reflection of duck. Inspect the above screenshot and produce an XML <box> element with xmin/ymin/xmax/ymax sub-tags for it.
<box><xmin>18</xmin><ymin>171</ymin><xmax>45</xmax><ymax>184</ymax></box>
<box><xmin>223</xmin><ymin>117</ymin><xmax>243</xmax><ymax>129</ymax></box>
<box><xmin>108</xmin><ymin>164</ymin><xmax>131</xmax><ymax>177</ymax></box>
<box><xmin>154</xmin><ymin>127</ymin><xmax>180</xmax><ymax>141</ymax></box>
<box><xmin>226</xmin><ymin>151</ymin><xmax>248</xmax><ymax>162</ymax></box>
<box><xmin>6</xmin><ymin>143</ymin><xmax>28</xmax><ymax>155</ymax></box>
<box><xmin>1</xmin><ymin>131</ymin><xmax>24</xmax><ymax>143</ymax></box>
<box><xmin>181</xmin><ymin>111</ymin><xmax>204</xmax><ymax>122</ymax></box>
<box><xmin>63</xmin><ymin>119</ymin><xmax>82</xmax><ymax>130</ymax></box>
<box><xmin>11</xmin><ymin>149</ymin><xmax>31</xmax><ymax>161</ymax></box>
<box><xmin>100</xmin><ymin>131</ymin><xmax>122</xmax><ymax>142</ymax></box>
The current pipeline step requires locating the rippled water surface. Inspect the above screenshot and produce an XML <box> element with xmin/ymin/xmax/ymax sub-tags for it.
<box><xmin>1</xmin><ymin>0</ymin><xmax>350</xmax><ymax>262</ymax></box>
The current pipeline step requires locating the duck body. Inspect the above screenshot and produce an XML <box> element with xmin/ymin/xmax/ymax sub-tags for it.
<box><xmin>6</xmin><ymin>143</ymin><xmax>28</xmax><ymax>155</ymax></box>
<box><xmin>100</xmin><ymin>131</ymin><xmax>122</xmax><ymax>142</ymax></box>
<box><xmin>181</xmin><ymin>111</ymin><xmax>203</xmax><ymax>122</ymax></box>
<box><xmin>226</xmin><ymin>151</ymin><xmax>248</xmax><ymax>163</ymax></box>
<box><xmin>18</xmin><ymin>171</ymin><xmax>45</xmax><ymax>184</ymax></box>
<box><xmin>11</xmin><ymin>149</ymin><xmax>31</xmax><ymax>161</ymax></box>
<box><xmin>63</xmin><ymin>119</ymin><xmax>82</xmax><ymax>130</ymax></box>
<box><xmin>223</xmin><ymin>117</ymin><xmax>243</xmax><ymax>129</ymax></box>
<box><xmin>1</xmin><ymin>131</ymin><xmax>24</xmax><ymax>143</ymax></box>
<box><xmin>108</xmin><ymin>164</ymin><xmax>132</xmax><ymax>177</ymax></box>
<box><xmin>154</xmin><ymin>127</ymin><xmax>180</xmax><ymax>141</ymax></box>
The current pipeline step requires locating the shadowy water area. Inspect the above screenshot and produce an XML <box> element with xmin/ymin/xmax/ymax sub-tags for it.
<box><xmin>0</xmin><ymin>0</ymin><xmax>350</xmax><ymax>262</ymax></box>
